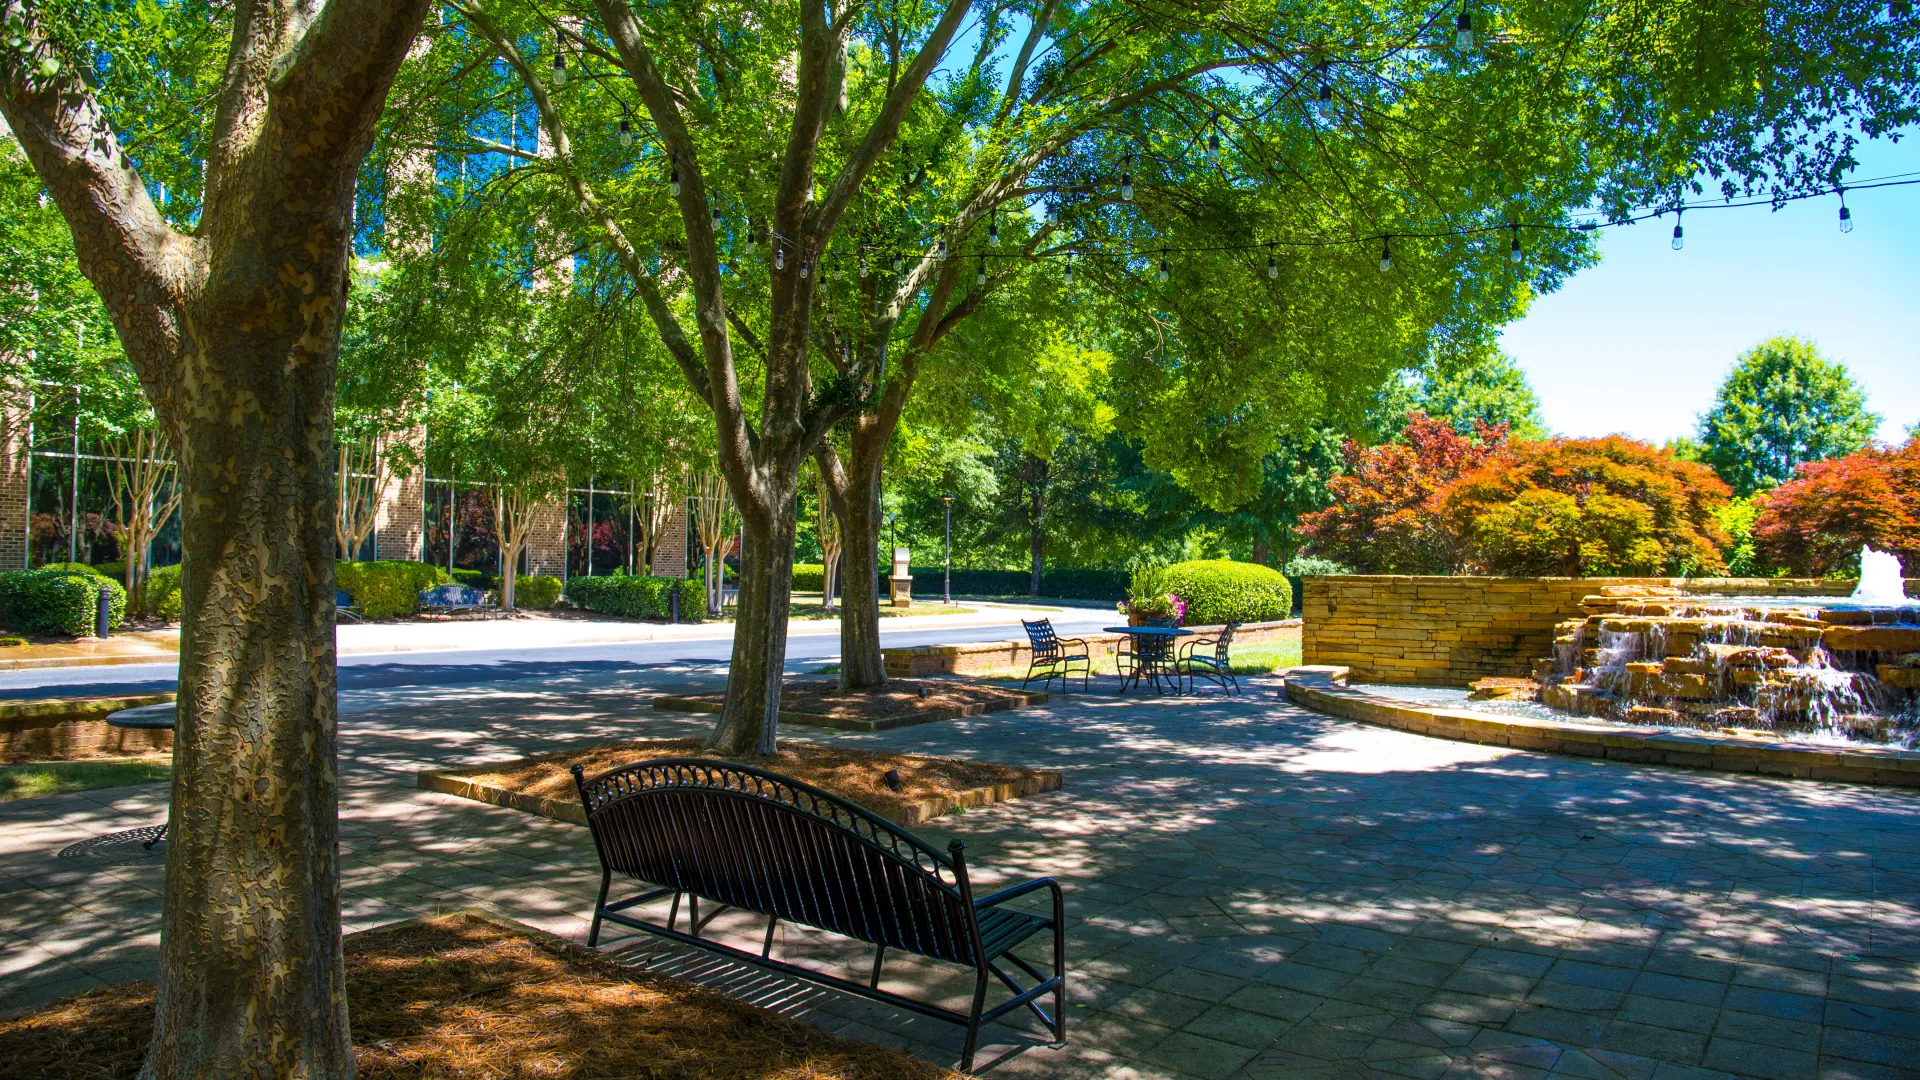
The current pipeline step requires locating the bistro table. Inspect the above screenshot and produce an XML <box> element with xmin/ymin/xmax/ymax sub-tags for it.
<box><xmin>105</xmin><ymin>702</ymin><xmax>176</xmax><ymax>850</ymax></box>
<box><xmin>1102</xmin><ymin>626</ymin><xmax>1194</xmax><ymax>695</ymax></box>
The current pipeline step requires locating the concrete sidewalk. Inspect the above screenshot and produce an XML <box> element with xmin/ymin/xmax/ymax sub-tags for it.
<box><xmin>0</xmin><ymin>599</ymin><xmax>1084</xmax><ymax>672</ymax></box>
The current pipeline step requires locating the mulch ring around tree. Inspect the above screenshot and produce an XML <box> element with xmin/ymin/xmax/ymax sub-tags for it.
<box><xmin>419</xmin><ymin>736</ymin><xmax>1063</xmax><ymax>828</ymax></box>
<box><xmin>0</xmin><ymin>910</ymin><xmax>960</xmax><ymax>1080</ymax></box>
<box><xmin>652</xmin><ymin>678</ymin><xmax>1046</xmax><ymax>732</ymax></box>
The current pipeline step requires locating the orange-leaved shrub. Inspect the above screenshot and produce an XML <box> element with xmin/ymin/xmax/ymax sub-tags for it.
<box><xmin>1752</xmin><ymin>436</ymin><xmax>1920</xmax><ymax>577</ymax></box>
<box><xmin>1435</xmin><ymin>436</ymin><xmax>1732</xmax><ymax>577</ymax></box>
<box><xmin>1295</xmin><ymin>412</ymin><xmax>1507</xmax><ymax>574</ymax></box>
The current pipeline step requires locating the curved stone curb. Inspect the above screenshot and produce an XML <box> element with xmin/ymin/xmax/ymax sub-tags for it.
<box><xmin>418</xmin><ymin>766</ymin><xmax>1063</xmax><ymax>828</ymax></box>
<box><xmin>1285</xmin><ymin>674</ymin><xmax>1920</xmax><ymax>788</ymax></box>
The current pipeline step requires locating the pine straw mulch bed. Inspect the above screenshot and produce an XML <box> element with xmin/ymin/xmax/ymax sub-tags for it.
<box><xmin>0</xmin><ymin>911</ymin><xmax>958</xmax><ymax>1080</ymax></box>
<box><xmin>453</xmin><ymin>737</ymin><xmax>1056</xmax><ymax>824</ymax></box>
<box><xmin>653</xmin><ymin>678</ymin><xmax>1045</xmax><ymax>732</ymax></box>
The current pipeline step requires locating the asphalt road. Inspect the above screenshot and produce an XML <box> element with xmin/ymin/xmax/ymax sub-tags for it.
<box><xmin>0</xmin><ymin>609</ymin><xmax>1117</xmax><ymax>701</ymax></box>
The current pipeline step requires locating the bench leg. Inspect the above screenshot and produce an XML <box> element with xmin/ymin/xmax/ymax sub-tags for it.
<box><xmin>869</xmin><ymin>944</ymin><xmax>886</xmax><ymax>990</ymax></box>
<box><xmin>960</xmin><ymin>968</ymin><xmax>990</xmax><ymax>1073</ymax></box>
<box><xmin>588</xmin><ymin>870</ymin><xmax>612</xmax><ymax>947</ymax></box>
<box><xmin>761</xmin><ymin>916</ymin><xmax>779</xmax><ymax>959</ymax></box>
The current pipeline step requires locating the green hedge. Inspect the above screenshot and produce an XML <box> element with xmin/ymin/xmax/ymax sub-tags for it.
<box><xmin>0</xmin><ymin>567</ymin><xmax>128</xmax><ymax>636</ymax></box>
<box><xmin>793</xmin><ymin>563</ymin><xmax>826</xmax><ymax>593</ymax></box>
<box><xmin>337</xmin><ymin>561</ymin><xmax>452</xmax><ymax>619</ymax></box>
<box><xmin>512</xmin><ymin>575</ymin><xmax>563</xmax><ymax>610</ymax></box>
<box><xmin>450</xmin><ymin>568</ymin><xmax>493</xmax><ymax>590</ymax></box>
<box><xmin>146</xmin><ymin>564</ymin><xmax>182</xmax><ymax>622</ymax></box>
<box><xmin>564</xmin><ymin>574</ymin><xmax>683</xmax><ymax>619</ymax></box>
<box><xmin>1161</xmin><ymin>560</ymin><xmax>1292</xmax><ymax>626</ymax></box>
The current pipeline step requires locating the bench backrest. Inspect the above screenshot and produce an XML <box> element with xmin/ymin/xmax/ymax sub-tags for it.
<box><xmin>419</xmin><ymin>583</ymin><xmax>483</xmax><ymax>606</ymax></box>
<box><xmin>573</xmin><ymin>758</ymin><xmax>981</xmax><ymax>964</ymax></box>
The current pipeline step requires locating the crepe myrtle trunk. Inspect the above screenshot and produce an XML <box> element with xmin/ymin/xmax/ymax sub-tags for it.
<box><xmin>706</xmin><ymin>494</ymin><xmax>800</xmax><ymax>756</ymax></box>
<box><xmin>835</xmin><ymin>459</ymin><xmax>887</xmax><ymax>689</ymax></box>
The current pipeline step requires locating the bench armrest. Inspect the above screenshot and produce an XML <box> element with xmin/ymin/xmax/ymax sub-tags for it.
<box><xmin>973</xmin><ymin>876</ymin><xmax>1063</xmax><ymax>912</ymax></box>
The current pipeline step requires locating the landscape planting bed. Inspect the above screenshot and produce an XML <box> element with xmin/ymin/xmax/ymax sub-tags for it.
<box><xmin>652</xmin><ymin>678</ymin><xmax>1047</xmax><ymax>732</ymax></box>
<box><xmin>420</xmin><ymin>736</ymin><xmax>1063</xmax><ymax>827</ymax></box>
<box><xmin>0</xmin><ymin>910</ymin><xmax>956</xmax><ymax>1080</ymax></box>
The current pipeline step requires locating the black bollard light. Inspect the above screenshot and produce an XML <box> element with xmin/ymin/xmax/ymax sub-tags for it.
<box><xmin>669</xmin><ymin>582</ymin><xmax>680</xmax><ymax>624</ymax></box>
<box><xmin>96</xmin><ymin>586</ymin><xmax>111</xmax><ymax>638</ymax></box>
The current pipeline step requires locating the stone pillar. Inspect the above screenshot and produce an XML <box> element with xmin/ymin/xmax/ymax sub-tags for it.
<box><xmin>652</xmin><ymin>501</ymin><xmax>689</xmax><ymax>578</ymax></box>
<box><xmin>0</xmin><ymin>382</ymin><xmax>27</xmax><ymax>570</ymax></box>
<box><xmin>373</xmin><ymin>426</ymin><xmax>425</xmax><ymax>562</ymax></box>
<box><xmin>524</xmin><ymin>496</ymin><xmax>567</xmax><ymax>577</ymax></box>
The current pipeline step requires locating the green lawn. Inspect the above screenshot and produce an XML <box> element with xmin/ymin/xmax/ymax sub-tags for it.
<box><xmin>0</xmin><ymin>760</ymin><xmax>172</xmax><ymax>802</ymax></box>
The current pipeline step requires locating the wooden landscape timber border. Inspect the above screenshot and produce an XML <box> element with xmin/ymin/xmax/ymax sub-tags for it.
<box><xmin>0</xmin><ymin>693</ymin><xmax>178</xmax><ymax>759</ymax></box>
<box><xmin>649</xmin><ymin>686</ymin><xmax>1049</xmax><ymax>732</ymax></box>
<box><xmin>417</xmin><ymin>764</ymin><xmax>1063</xmax><ymax>829</ymax></box>
<box><xmin>881</xmin><ymin>618</ymin><xmax>1301</xmax><ymax>678</ymax></box>
<box><xmin>1285</xmin><ymin>669</ymin><xmax>1920</xmax><ymax>789</ymax></box>
<box><xmin>1302</xmin><ymin>576</ymin><xmax>1920</xmax><ymax>687</ymax></box>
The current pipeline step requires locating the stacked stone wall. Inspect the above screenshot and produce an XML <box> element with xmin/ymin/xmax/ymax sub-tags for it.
<box><xmin>1302</xmin><ymin>576</ymin><xmax>1920</xmax><ymax>687</ymax></box>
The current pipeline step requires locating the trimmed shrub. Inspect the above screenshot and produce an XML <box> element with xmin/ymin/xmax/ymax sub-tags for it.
<box><xmin>1160</xmin><ymin>560</ymin><xmax>1292</xmax><ymax>626</ymax></box>
<box><xmin>39</xmin><ymin>561</ymin><xmax>114</xmax><ymax>580</ymax></box>
<box><xmin>1281</xmin><ymin>554</ymin><xmax>1351</xmax><ymax>616</ymax></box>
<box><xmin>337</xmin><ymin>560</ymin><xmax>452</xmax><ymax>619</ymax></box>
<box><xmin>512</xmin><ymin>575</ymin><xmax>563</xmax><ymax>610</ymax></box>
<box><xmin>146</xmin><ymin>564</ymin><xmax>183</xmax><ymax>622</ymax></box>
<box><xmin>451</xmin><ymin>568</ymin><xmax>493</xmax><ymax>590</ymax></box>
<box><xmin>565</xmin><ymin>574</ymin><xmax>683</xmax><ymax>619</ymax></box>
<box><xmin>0</xmin><ymin>567</ymin><xmax>128</xmax><ymax>636</ymax></box>
<box><xmin>792</xmin><ymin>563</ymin><xmax>826</xmax><ymax>593</ymax></box>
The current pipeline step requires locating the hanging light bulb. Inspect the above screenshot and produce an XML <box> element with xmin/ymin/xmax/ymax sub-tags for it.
<box><xmin>1454</xmin><ymin>10</ymin><xmax>1474</xmax><ymax>50</ymax></box>
<box><xmin>936</xmin><ymin>238</ymin><xmax>948</xmax><ymax>260</ymax></box>
<box><xmin>859</xmin><ymin>250</ymin><xmax>869</xmax><ymax>277</ymax></box>
<box><xmin>1315</xmin><ymin>82</ymin><xmax>1334</xmax><ymax>121</ymax></box>
<box><xmin>1120</xmin><ymin>168</ymin><xmax>1133</xmax><ymax>201</ymax></box>
<box><xmin>1158</xmin><ymin>254</ymin><xmax>1169</xmax><ymax>283</ymax></box>
<box><xmin>988</xmin><ymin>215</ymin><xmax>1000</xmax><ymax>247</ymax></box>
<box><xmin>1064</xmin><ymin>255</ymin><xmax>1074</xmax><ymax>283</ymax></box>
<box><xmin>618</xmin><ymin>116</ymin><xmax>633</xmax><ymax>147</ymax></box>
<box><xmin>1509</xmin><ymin>225</ymin><xmax>1522</xmax><ymax>263</ymax></box>
<box><xmin>775</xmin><ymin>246</ymin><xmax>785</xmax><ymax>271</ymax></box>
<box><xmin>799</xmin><ymin>258</ymin><xmax>809</xmax><ymax>279</ymax></box>
<box><xmin>1378</xmin><ymin>237</ymin><xmax>1394</xmax><ymax>273</ymax></box>
<box><xmin>1266</xmin><ymin>244</ymin><xmax>1278</xmax><ymax>279</ymax></box>
<box><xmin>711</xmin><ymin>204</ymin><xmax>722</xmax><ymax>231</ymax></box>
<box><xmin>668</xmin><ymin>162</ymin><xmax>680</xmax><ymax>197</ymax></box>
<box><xmin>1838</xmin><ymin>191</ymin><xmax>1854</xmax><ymax>233</ymax></box>
<box><xmin>1206</xmin><ymin>118</ymin><xmax>1222</xmax><ymax>168</ymax></box>
<box><xmin>743</xmin><ymin>219</ymin><xmax>757</xmax><ymax>254</ymax></box>
<box><xmin>893</xmin><ymin>254</ymin><xmax>904</xmax><ymax>273</ymax></box>
<box><xmin>1671</xmin><ymin>211</ymin><xmax>1685</xmax><ymax>250</ymax></box>
<box><xmin>977</xmin><ymin>257</ymin><xmax>987</xmax><ymax>285</ymax></box>
<box><xmin>551</xmin><ymin>51</ymin><xmax>566</xmax><ymax>87</ymax></box>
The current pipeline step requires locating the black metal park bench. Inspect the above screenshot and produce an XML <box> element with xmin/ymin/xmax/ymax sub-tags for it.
<box><xmin>571</xmin><ymin>758</ymin><xmax>1067</xmax><ymax>1071</ymax></box>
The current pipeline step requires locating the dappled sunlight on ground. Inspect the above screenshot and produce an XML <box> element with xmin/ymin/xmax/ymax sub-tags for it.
<box><xmin>1</xmin><ymin>668</ymin><xmax>1916</xmax><ymax>1078</ymax></box>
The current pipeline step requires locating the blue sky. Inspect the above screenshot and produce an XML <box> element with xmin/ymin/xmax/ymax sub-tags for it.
<box><xmin>1499</xmin><ymin>135</ymin><xmax>1920</xmax><ymax>446</ymax></box>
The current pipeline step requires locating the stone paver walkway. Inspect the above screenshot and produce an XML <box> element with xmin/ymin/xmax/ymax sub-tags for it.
<box><xmin>2</xmin><ymin>667</ymin><xmax>1916</xmax><ymax>1079</ymax></box>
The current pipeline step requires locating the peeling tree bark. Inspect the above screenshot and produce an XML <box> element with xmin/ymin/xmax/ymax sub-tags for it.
<box><xmin>0</xmin><ymin>1</ymin><xmax>430</xmax><ymax>1076</ymax></box>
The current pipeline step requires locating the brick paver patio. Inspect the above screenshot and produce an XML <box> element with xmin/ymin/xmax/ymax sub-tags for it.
<box><xmin>2</xmin><ymin>666</ymin><xmax>1916</xmax><ymax>1079</ymax></box>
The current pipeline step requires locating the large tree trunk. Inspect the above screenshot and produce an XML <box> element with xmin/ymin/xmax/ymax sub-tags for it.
<box><xmin>0</xmin><ymin>3</ymin><xmax>431</xmax><ymax>1076</ymax></box>
<box><xmin>706</xmin><ymin>499</ymin><xmax>796</xmax><ymax>755</ymax></box>
<box><xmin>159</xmin><ymin>328</ymin><xmax>348</xmax><ymax>1079</ymax></box>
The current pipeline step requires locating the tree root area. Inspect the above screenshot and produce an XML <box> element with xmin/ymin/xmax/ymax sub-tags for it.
<box><xmin>0</xmin><ymin>911</ymin><xmax>957</xmax><ymax>1080</ymax></box>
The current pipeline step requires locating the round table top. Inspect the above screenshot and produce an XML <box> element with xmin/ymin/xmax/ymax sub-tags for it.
<box><xmin>1103</xmin><ymin>626</ymin><xmax>1194</xmax><ymax>637</ymax></box>
<box><xmin>105</xmin><ymin>702</ymin><xmax>177</xmax><ymax>730</ymax></box>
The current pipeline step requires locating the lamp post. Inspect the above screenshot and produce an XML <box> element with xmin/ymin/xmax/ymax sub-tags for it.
<box><xmin>941</xmin><ymin>494</ymin><xmax>954</xmax><ymax>604</ymax></box>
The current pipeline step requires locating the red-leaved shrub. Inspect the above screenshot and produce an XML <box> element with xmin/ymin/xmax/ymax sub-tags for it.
<box><xmin>1752</xmin><ymin>437</ymin><xmax>1920</xmax><ymax>576</ymax></box>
